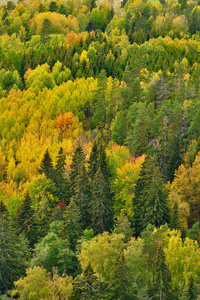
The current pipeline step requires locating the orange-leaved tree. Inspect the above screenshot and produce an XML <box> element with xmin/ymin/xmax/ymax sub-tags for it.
<box><xmin>55</xmin><ymin>112</ymin><xmax>78</xmax><ymax>139</ymax></box>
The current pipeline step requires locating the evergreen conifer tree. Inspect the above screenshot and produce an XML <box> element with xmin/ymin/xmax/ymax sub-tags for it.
<box><xmin>63</xmin><ymin>199</ymin><xmax>82</xmax><ymax>250</ymax></box>
<box><xmin>69</xmin><ymin>146</ymin><xmax>86</xmax><ymax>197</ymax></box>
<box><xmin>16</xmin><ymin>192</ymin><xmax>38</xmax><ymax>247</ymax></box>
<box><xmin>152</xmin><ymin>245</ymin><xmax>172</xmax><ymax>300</ymax></box>
<box><xmin>39</xmin><ymin>149</ymin><xmax>55</xmax><ymax>180</ymax></box>
<box><xmin>134</xmin><ymin>156</ymin><xmax>170</xmax><ymax>236</ymax></box>
<box><xmin>166</xmin><ymin>137</ymin><xmax>182</xmax><ymax>182</ymax></box>
<box><xmin>54</xmin><ymin>147</ymin><xmax>70</xmax><ymax>204</ymax></box>
<box><xmin>88</xmin><ymin>141</ymin><xmax>99</xmax><ymax>180</ymax></box>
<box><xmin>90</xmin><ymin>168</ymin><xmax>113</xmax><ymax>234</ymax></box>
<box><xmin>69</xmin><ymin>263</ymin><xmax>107</xmax><ymax>300</ymax></box>
<box><xmin>73</xmin><ymin>163</ymin><xmax>92</xmax><ymax>229</ymax></box>
<box><xmin>170</xmin><ymin>202</ymin><xmax>181</xmax><ymax>230</ymax></box>
<box><xmin>0</xmin><ymin>201</ymin><xmax>29</xmax><ymax>294</ymax></box>
<box><xmin>111</xmin><ymin>251</ymin><xmax>133</xmax><ymax>300</ymax></box>
<box><xmin>183</xmin><ymin>277</ymin><xmax>198</xmax><ymax>300</ymax></box>
<box><xmin>99</xmin><ymin>144</ymin><xmax>111</xmax><ymax>181</ymax></box>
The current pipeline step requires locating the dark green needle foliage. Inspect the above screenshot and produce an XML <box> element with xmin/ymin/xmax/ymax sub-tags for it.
<box><xmin>152</xmin><ymin>245</ymin><xmax>172</xmax><ymax>300</ymax></box>
<box><xmin>181</xmin><ymin>277</ymin><xmax>198</xmax><ymax>300</ymax></box>
<box><xmin>16</xmin><ymin>192</ymin><xmax>38</xmax><ymax>247</ymax></box>
<box><xmin>90</xmin><ymin>167</ymin><xmax>113</xmax><ymax>234</ymax></box>
<box><xmin>39</xmin><ymin>148</ymin><xmax>55</xmax><ymax>180</ymax></box>
<box><xmin>69</xmin><ymin>263</ymin><xmax>108</xmax><ymax>300</ymax></box>
<box><xmin>63</xmin><ymin>199</ymin><xmax>82</xmax><ymax>250</ymax></box>
<box><xmin>170</xmin><ymin>202</ymin><xmax>181</xmax><ymax>231</ymax></box>
<box><xmin>166</xmin><ymin>137</ymin><xmax>182</xmax><ymax>182</ymax></box>
<box><xmin>134</xmin><ymin>156</ymin><xmax>170</xmax><ymax>236</ymax></box>
<box><xmin>111</xmin><ymin>251</ymin><xmax>134</xmax><ymax>300</ymax></box>
<box><xmin>69</xmin><ymin>146</ymin><xmax>86</xmax><ymax>197</ymax></box>
<box><xmin>99</xmin><ymin>144</ymin><xmax>112</xmax><ymax>182</ymax></box>
<box><xmin>0</xmin><ymin>201</ymin><xmax>29</xmax><ymax>294</ymax></box>
<box><xmin>73</xmin><ymin>163</ymin><xmax>92</xmax><ymax>229</ymax></box>
<box><xmin>54</xmin><ymin>147</ymin><xmax>70</xmax><ymax>204</ymax></box>
<box><xmin>88</xmin><ymin>141</ymin><xmax>99</xmax><ymax>180</ymax></box>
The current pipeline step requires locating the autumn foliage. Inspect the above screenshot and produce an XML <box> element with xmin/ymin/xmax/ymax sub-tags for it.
<box><xmin>55</xmin><ymin>112</ymin><xmax>78</xmax><ymax>138</ymax></box>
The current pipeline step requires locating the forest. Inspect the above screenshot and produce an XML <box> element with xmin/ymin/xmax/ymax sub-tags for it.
<box><xmin>0</xmin><ymin>0</ymin><xmax>200</xmax><ymax>298</ymax></box>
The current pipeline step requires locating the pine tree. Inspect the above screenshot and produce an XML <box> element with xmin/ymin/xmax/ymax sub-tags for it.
<box><xmin>69</xmin><ymin>146</ymin><xmax>86</xmax><ymax>197</ymax></box>
<box><xmin>90</xmin><ymin>168</ymin><xmax>113</xmax><ymax>234</ymax></box>
<box><xmin>152</xmin><ymin>245</ymin><xmax>172</xmax><ymax>300</ymax></box>
<box><xmin>54</xmin><ymin>147</ymin><xmax>70</xmax><ymax>204</ymax></box>
<box><xmin>16</xmin><ymin>192</ymin><xmax>38</xmax><ymax>247</ymax></box>
<box><xmin>39</xmin><ymin>149</ymin><xmax>55</xmax><ymax>180</ymax></box>
<box><xmin>0</xmin><ymin>201</ymin><xmax>29</xmax><ymax>294</ymax></box>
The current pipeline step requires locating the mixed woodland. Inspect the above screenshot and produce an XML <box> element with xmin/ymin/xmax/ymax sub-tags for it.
<box><xmin>1</xmin><ymin>0</ymin><xmax>200</xmax><ymax>298</ymax></box>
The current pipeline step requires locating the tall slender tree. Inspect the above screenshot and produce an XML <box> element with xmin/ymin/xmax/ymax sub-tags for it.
<box><xmin>90</xmin><ymin>168</ymin><xmax>113</xmax><ymax>234</ymax></box>
<box><xmin>0</xmin><ymin>201</ymin><xmax>29</xmax><ymax>294</ymax></box>
<box><xmin>16</xmin><ymin>192</ymin><xmax>38</xmax><ymax>247</ymax></box>
<box><xmin>88</xmin><ymin>141</ymin><xmax>99</xmax><ymax>180</ymax></box>
<box><xmin>73</xmin><ymin>163</ymin><xmax>92</xmax><ymax>229</ymax></box>
<box><xmin>152</xmin><ymin>245</ymin><xmax>172</xmax><ymax>300</ymax></box>
<box><xmin>134</xmin><ymin>156</ymin><xmax>170</xmax><ymax>236</ymax></box>
<box><xmin>63</xmin><ymin>199</ymin><xmax>82</xmax><ymax>250</ymax></box>
<box><xmin>69</xmin><ymin>146</ymin><xmax>86</xmax><ymax>197</ymax></box>
<box><xmin>54</xmin><ymin>147</ymin><xmax>70</xmax><ymax>204</ymax></box>
<box><xmin>39</xmin><ymin>149</ymin><xmax>55</xmax><ymax>180</ymax></box>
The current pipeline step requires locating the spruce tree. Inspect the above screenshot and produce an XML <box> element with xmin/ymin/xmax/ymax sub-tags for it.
<box><xmin>73</xmin><ymin>163</ymin><xmax>92</xmax><ymax>229</ymax></box>
<box><xmin>144</xmin><ymin>165</ymin><xmax>170</xmax><ymax>228</ymax></box>
<box><xmin>0</xmin><ymin>201</ymin><xmax>29</xmax><ymax>294</ymax></box>
<box><xmin>69</xmin><ymin>146</ymin><xmax>86</xmax><ymax>197</ymax></box>
<box><xmin>111</xmin><ymin>251</ymin><xmax>133</xmax><ymax>300</ymax></box>
<box><xmin>16</xmin><ymin>192</ymin><xmax>38</xmax><ymax>247</ymax></box>
<box><xmin>170</xmin><ymin>202</ymin><xmax>181</xmax><ymax>230</ymax></box>
<box><xmin>113</xmin><ymin>212</ymin><xmax>134</xmax><ymax>242</ymax></box>
<box><xmin>166</xmin><ymin>137</ymin><xmax>182</xmax><ymax>182</ymax></box>
<box><xmin>88</xmin><ymin>141</ymin><xmax>99</xmax><ymax>180</ymax></box>
<box><xmin>69</xmin><ymin>263</ymin><xmax>107</xmax><ymax>300</ymax></box>
<box><xmin>99</xmin><ymin>144</ymin><xmax>111</xmax><ymax>182</ymax></box>
<box><xmin>63</xmin><ymin>199</ymin><xmax>82</xmax><ymax>250</ymax></box>
<box><xmin>183</xmin><ymin>277</ymin><xmax>198</xmax><ymax>300</ymax></box>
<box><xmin>39</xmin><ymin>149</ymin><xmax>55</xmax><ymax>180</ymax></box>
<box><xmin>134</xmin><ymin>156</ymin><xmax>170</xmax><ymax>236</ymax></box>
<box><xmin>54</xmin><ymin>147</ymin><xmax>70</xmax><ymax>204</ymax></box>
<box><xmin>152</xmin><ymin>245</ymin><xmax>172</xmax><ymax>300</ymax></box>
<box><xmin>93</xmin><ymin>70</ymin><xmax>108</xmax><ymax>129</ymax></box>
<box><xmin>90</xmin><ymin>168</ymin><xmax>113</xmax><ymax>234</ymax></box>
